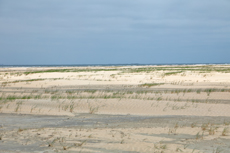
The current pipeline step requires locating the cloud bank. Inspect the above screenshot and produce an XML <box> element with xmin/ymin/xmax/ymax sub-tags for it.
<box><xmin>0</xmin><ymin>0</ymin><xmax>230</xmax><ymax>64</ymax></box>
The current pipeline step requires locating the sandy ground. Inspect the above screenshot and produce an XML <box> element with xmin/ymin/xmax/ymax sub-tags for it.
<box><xmin>0</xmin><ymin>65</ymin><xmax>230</xmax><ymax>153</ymax></box>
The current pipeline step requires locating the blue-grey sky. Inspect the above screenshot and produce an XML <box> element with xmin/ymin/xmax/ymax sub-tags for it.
<box><xmin>0</xmin><ymin>0</ymin><xmax>230</xmax><ymax>65</ymax></box>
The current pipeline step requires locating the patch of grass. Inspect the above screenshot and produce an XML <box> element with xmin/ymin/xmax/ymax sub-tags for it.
<box><xmin>89</xmin><ymin>105</ymin><xmax>99</xmax><ymax>114</ymax></box>
<box><xmin>224</xmin><ymin>120</ymin><xmax>230</xmax><ymax>126</ymax></box>
<box><xmin>201</xmin><ymin>123</ymin><xmax>209</xmax><ymax>131</ymax></box>
<box><xmin>69</xmin><ymin>102</ymin><xmax>75</xmax><ymax>113</ymax></box>
<box><xmin>15</xmin><ymin>101</ymin><xmax>23</xmax><ymax>112</ymax></box>
<box><xmin>47</xmin><ymin>138</ymin><xmax>59</xmax><ymax>147</ymax></box>
<box><xmin>120</xmin><ymin>139</ymin><xmax>125</xmax><ymax>144</ymax></box>
<box><xmin>139</xmin><ymin>83</ymin><xmax>164</xmax><ymax>87</ymax></box>
<box><xmin>2</xmin><ymin>79</ymin><xmax>45</xmax><ymax>84</ymax></box>
<box><xmin>83</xmin><ymin>90</ymin><xmax>97</xmax><ymax>94</ymax></box>
<box><xmin>208</xmin><ymin>126</ymin><xmax>217</xmax><ymax>135</ymax></box>
<box><xmin>164</xmin><ymin>71</ymin><xmax>183</xmax><ymax>76</ymax></box>
<box><xmin>6</xmin><ymin>95</ymin><xmax>18</xmax><ymax>101</ymax></box>
<box><xmin>154</xmin><ymin>142</ymin><xmax>168</xmax><ymax>151</ymax></box>
<box><xmin>195</xmin><ymin>131</ymin><xmax>204</xmax><ymax>140</ymax></box>
<box><xmin>24</xmin><ymin>68</ymin><xmax>119</xmax><ymax>75</ymax></box>
<box><xmin>121</xmin><ymin>65</ymin><xmax>230</xmax><ymax>73</ymax></box>
<box><xmin>74</xmin><ymin>140</ymin><xmax>87</xmax><ymax>147</ymax></box>
<box><xmin>222</xmin><ymin>127</ymin><xmax>229</xmax><ymax>136</ymax></box>
<box><xmin>191</xmin><ymin>122</ymin><xmax>197</xmax><ymax>128</ymax></box>
<box><xmin>196</xmin><ymin>89</ymin><xmax>201</xmax><ymax>94</ymax></box>
<box><xmin>66</xmin><ymin>90</ymin><xmax>75</xmax><ymax>94</ymax></box>
<box><xmin>30</xmin><ymin>105</ymin><xmax>37</xmax><ymax>113</ymax></box>
<box><xmin>175</xmin><ymin>147</ymin><xmax>183</xmax><ymax>152</ymax></box>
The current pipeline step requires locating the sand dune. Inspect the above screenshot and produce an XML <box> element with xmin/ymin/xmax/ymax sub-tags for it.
<box><xmin>0</xmin><ymin>65</ymin><xmax>230</xmax><ymax>152</ymax></box>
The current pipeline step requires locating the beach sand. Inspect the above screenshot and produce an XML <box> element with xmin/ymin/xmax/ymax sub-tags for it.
<box><xmin>0</xmin><ymin>65</ymin><xmax>230</xmax><ymax>152</ymax></box>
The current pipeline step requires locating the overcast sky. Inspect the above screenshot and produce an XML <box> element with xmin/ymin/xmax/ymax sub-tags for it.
<box><xmin>0</xmin><ymin>0</ymin><xmax>230</xmax><ymax>65</ymax></box>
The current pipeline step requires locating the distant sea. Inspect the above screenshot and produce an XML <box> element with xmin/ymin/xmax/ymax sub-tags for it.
<box><xmin>0</xmin><ymin>63</ymin><xmax>229</xmax><ymax>68</ymax></box>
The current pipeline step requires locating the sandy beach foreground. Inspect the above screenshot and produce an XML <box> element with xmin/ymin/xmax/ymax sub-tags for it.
<box><xmin>0</xmin><ymin>65</ymin><xmax>230</xmax><ymax>153</ymax></box>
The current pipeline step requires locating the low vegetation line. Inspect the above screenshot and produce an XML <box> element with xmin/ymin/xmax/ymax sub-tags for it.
<box><xmin>139</xmin><ymin>83</ymin><xmax>164</xmax><ymax>87</ymax></box>
<box><xmin>24</xmin><ymin>68</ymin><xmax>119</xmax><ymax>75</ymax></box>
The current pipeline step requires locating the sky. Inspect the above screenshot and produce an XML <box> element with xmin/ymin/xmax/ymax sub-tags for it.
<box><xmin>0</xmin><ymin>0</ymin><xmax>230</xmax><ymax>65</ymax></box>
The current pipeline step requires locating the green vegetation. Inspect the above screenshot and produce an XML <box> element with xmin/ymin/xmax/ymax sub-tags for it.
<box><xmin>0</xmin><ymin>87</ymin><xmax>229</xmax><ymax>103</ymax></box>
<box><xmin>222</xmin><ymin>127</ymin><xmax>229</xmax><ymax>136</ymax></box>
<box><xmin>24</xmin><ymin>68</ymin><xmax>119</xmax><ymax>75</ymax></box>
<box><xmin>1</xmin><ymin>78</ymin><xmax>64</xmax><ymax>85</ymax></box>
<box><xmin>0</xmin><ymin>85</ymin><xmax>230</xmax><ymax>104</ymax></box>
<box><xmin>11</xmin><ymin>78</ymin><xmax>45</xmax><ymax>83</ymax></box>
<box><xmin>163</xmin><ymin>71</ymin><xmax>183</xmax><ymax>76</ymax></box>
<box><xmin>0</xmin><ymin>65</ymin><xmax>223</xmax><ymax>76</ymax></box>
<box><xmin>88</xmin><ymin>105</ymin><xmax>99</xmax><ymax>114</ymax></box>
<box><xmin>121</xmin><ymin>65</ymin><xmax>230</xmax><ymax>73</ymax></box>
<box><xmin>139</xmin><ymin>83</ymin><xmax>164</xmax><ymax>87</ymax></box>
